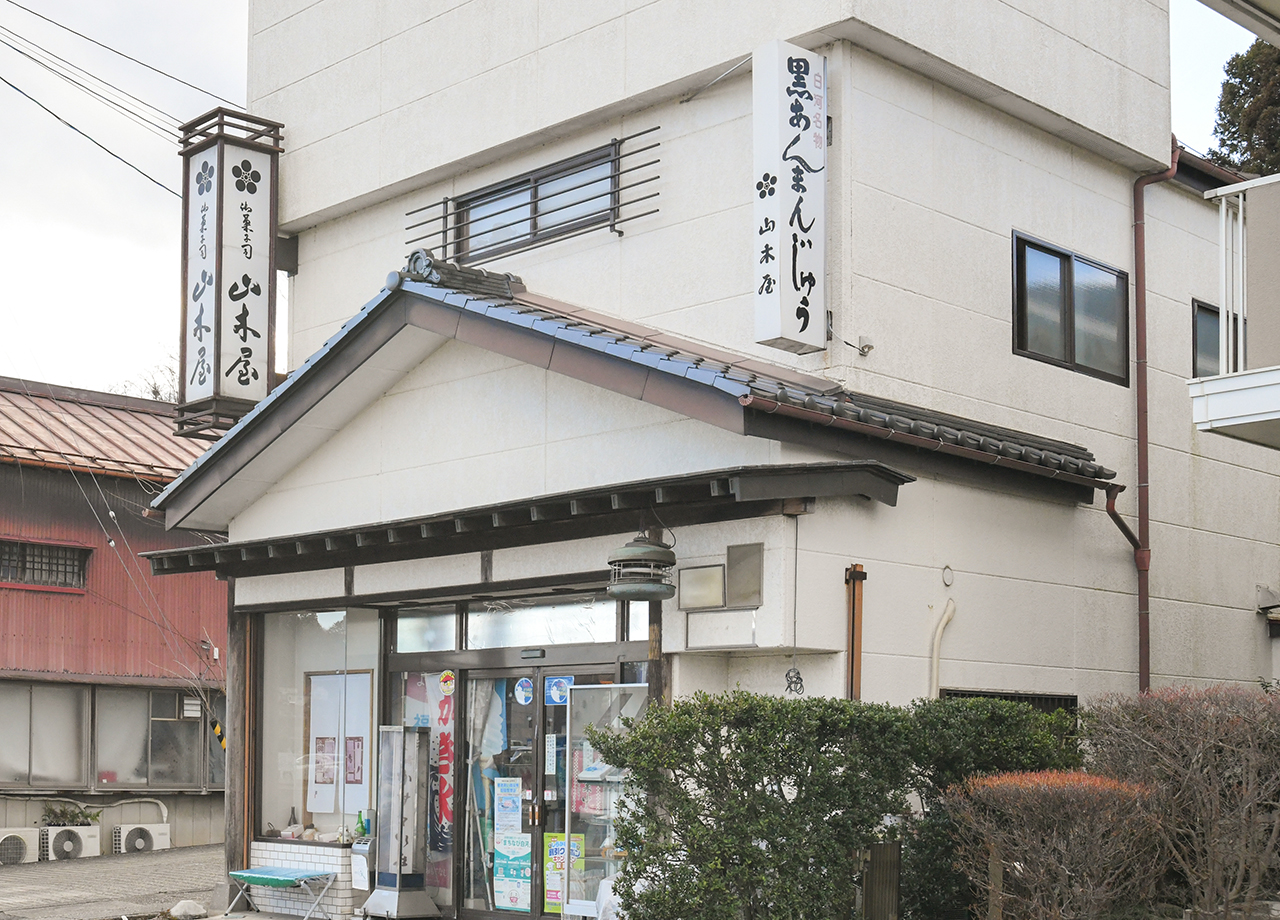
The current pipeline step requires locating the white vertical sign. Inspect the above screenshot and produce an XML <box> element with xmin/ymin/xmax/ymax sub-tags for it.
<box><xmin>753</xmin><ymin>40</ymin><xmax>827</xmax><ymax>355</ymax></box>
<box><xmin>218</xmin><ymin>144</ymin><xmax>272</xmax><ymax>403</ymax></box>
<box><xmin>183</xmin><ymin>152</ymin><xmax>219</xmax><ymax>400</ymax></box>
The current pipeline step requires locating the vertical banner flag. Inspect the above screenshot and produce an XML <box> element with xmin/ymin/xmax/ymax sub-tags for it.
<box><xmin>178</xmin><ymin>110</ymin><xmax>282</xmax><ymax>434</ymax></box>
<box><xmin>753</xmin><ymin>40</ymin><xmax>827</xmax><ymax>355</ymax></box>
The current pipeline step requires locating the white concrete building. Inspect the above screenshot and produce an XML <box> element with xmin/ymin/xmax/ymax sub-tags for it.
<box><xmin>146</xmin><ymin>3</ymin><xmax>1280</xmax><ymax>917</ymax></box>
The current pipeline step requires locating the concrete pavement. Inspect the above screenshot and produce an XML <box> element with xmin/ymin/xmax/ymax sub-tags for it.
<box><xmin>0</xmin><ymin>843</ymin><xmax>224</xmax><ymax>920</ymax></box>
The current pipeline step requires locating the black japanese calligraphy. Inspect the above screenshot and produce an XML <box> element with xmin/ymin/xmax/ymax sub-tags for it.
<box><xmin>789</xmin><ymin>197</ymin><xmax>814</xmax><ymax>234</ymax></box>
<box><xmin>240</xmin><ymin>201</ymin><xmax>253</xmax><ymax>259</ymax></box>
<box><xmin>225</xmin><ymin>347</ymin><xmax>259</xmax><ymax>385</ymax></box>
<box><xmin>190</xmin><ymin>346</ymin><xmax>210</xmax><ymax>386</ymax></box>
<box><xmin>758</xmin><ymin>218</ymin><xmax>776</xmax><ymax>235</ymax></box>
<box><xmin>233</xmin><ymin>305</ymin><xmax>262</xmax><ymax>343</ymax></box>
<box><xmin>759</xmin><ymin>244</ymin><xmax>775</xmax><ymax>264</ymax></box>
<box><xmin>759</xmin><ymin>275</ymin><xmax>776</xmax><ymax>295</ymax></box>
<box><xmin>191</xmin><ymin>304</ymin><xmax>210</xmax><ymax>344</ymax></box>
<box><xmin>228</xmin><ymin>274</ymin><xmax>261</xmax><ymax>302</ymax></box>
<box><xmin>192</xmin><ymin>269</ymin><xmax>213</xmax><ymax>304</ymax></box>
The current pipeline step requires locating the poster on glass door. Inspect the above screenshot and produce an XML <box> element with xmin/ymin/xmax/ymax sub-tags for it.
<box><xmin>494</xmin><ymin>832</ymin><xmax>532</xmax><ymax>911</ymax></box>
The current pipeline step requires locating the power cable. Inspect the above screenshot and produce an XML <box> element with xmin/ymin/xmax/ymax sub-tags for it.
<box><xmin>0</xmin><ymin>21</ymin><xmax>181</xmax><ymax>126</ymax></box>
<box><xmin>0</xmin><ymin>0</ymin><xmax>240</xmax><ymax>107</ymax></box>
<box><xmin>0</xmin><ymin>71</ymin><xmax>178</xmax><ymax>196</ymax></box>
<box><xmin>0</xmin><ymin>35</ymin><xmax>179</xmax><ymax>143</ymax></box>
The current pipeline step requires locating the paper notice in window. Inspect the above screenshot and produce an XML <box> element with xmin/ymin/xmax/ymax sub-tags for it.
<box><xmin>494</xmin><ymin>777</ymin><xmax>523</xmax><ymax>833</ymax></box>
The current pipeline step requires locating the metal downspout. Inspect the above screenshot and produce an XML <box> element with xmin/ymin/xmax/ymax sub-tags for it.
<box><xmin>1129</xmin><ymin>137</ymin><xmax>1180</xmax><ymax>693</ymax></box>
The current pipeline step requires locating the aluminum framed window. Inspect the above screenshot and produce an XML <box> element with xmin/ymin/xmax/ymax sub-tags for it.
<box><xmin>453</xmin><ymin>146</ymin><xmax>619</xmax><ymax>263</ymax></box>
<box><xmin>1013</xmin><ymin>233</ymin><xmax>1129</xmax><ymax>386</ymax></box>
<box><xmin>94</xmin><ymin>687</ymin><xmax>224</xmax><ymax>791</ymax></box>
<box><xmin>0</xmin><ymin>539</ymin><xmax>89</xmax><ymax>591</ymax></box>
<box><xmin>1192</xmin><ymin>299</ymin><xmax>1242</xmax><ymax>377</ymax></box>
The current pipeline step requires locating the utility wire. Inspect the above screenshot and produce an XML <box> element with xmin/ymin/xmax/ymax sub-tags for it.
<box><xmin>0</xmin><ymin>0</ymin><xmax>240</xmax><ymax>107</ymax></box>
<box><xmin>0</xmin><ymin>21</ymin><xmax>181</xmax><ymax>127</ymax></box>
<box><xmin>0</xmin><ymin>36</ymin><xmax>179</xmax><ymax>143</ymax></box>
<box><xmin>0</xmin><ymin>71</ymin><xmax>179</xmax><ymax>196</ymax></box>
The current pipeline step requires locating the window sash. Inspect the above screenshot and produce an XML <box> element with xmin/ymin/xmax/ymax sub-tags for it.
<box><xmin>0</xmin><ymin>540</ymin><xmax>88</xmax><ymax>589</ymax></box>
<box><xmin>454</xmin><ymin>146</ymin><xmax>618</xmax><ymax>262</ymax></box>
<box><xmin>1014</xmin><ymin>234</ymin><xmax>1129</xmax><ymax>386</ymax></box>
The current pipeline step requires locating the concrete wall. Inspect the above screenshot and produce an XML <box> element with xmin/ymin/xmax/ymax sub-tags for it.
<box><xmin>225</xmin><ymin>10</ymin><xmax>1280</xmax><ymax>700</ymax></box>
<box><xmin>248</xmin><ymin>0</ymin><xmax>1171</xmax><ymax>230</ymax></box>
<box><xmin>0</xmin><ymin>793</ymin><xmax>225</xmax><ymax>853</ymax></box>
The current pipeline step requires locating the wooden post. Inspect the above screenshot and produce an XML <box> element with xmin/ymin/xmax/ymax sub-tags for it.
<box><xmin>224</xmin><ymin>578</ymin><xmax>248</xmax><ymax>873</ymax></box>
<box><xmin>845</xmin><ymin>565</ymin><xmax>866</xmax><ymax>700</ymax></box>
<box><xmin>648</xmin><ymin>599</ymin><xmax>665</xmax><ymax>705</ymax></box>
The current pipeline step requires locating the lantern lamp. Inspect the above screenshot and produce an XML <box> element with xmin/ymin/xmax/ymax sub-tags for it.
<box><xmin>607</xmin><ymin>531</ymin><xmax>676</xmax><ymax>601</ymax></box>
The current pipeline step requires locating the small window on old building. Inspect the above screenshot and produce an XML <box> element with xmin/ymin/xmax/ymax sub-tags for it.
<box><xmin>453</xmin><ymin>146</ymin><xmax>617</xmax><ymax>263</ymax></box>
<box><xmin>0</xmin><ymin>540</ymin><xmax>89</xmax><ymax>590</ymax></box>
<box><xmin>1193</xmin><ymin>300</ymin><xmax>1240</xmax><ymax>377</ymax></box>
<box><xmin>1014</xmin><ymin>234</ymin><xmax>1129</xmax><ymax>385</ymax></box>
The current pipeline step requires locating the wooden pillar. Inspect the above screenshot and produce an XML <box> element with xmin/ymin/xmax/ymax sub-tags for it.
<box><xmin>648</xmin><ymin>599</ymin><xmax>665</xmax><ymax>706</ymax></box>
<box><xmin>224</xmin><ymin>577</ymin><xmax>249</xmax><ymax>872</ymax></box>
<box><xmin>845</xmin><ymin>565</ymin><xmax>866</xmax><ymax>700</ymax></box>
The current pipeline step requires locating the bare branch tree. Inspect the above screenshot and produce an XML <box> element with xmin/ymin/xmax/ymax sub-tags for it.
<box><xmin>1087</xmin><ymin>686</ymin><xmax>1280</xmax><ymax>919</ymax></box>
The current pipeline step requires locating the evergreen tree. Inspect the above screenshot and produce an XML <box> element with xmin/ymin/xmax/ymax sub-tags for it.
<box><xmin>1211</xmin><ymin>39</ymin><xmax>1280</xmax><ymax>175</ymax></box>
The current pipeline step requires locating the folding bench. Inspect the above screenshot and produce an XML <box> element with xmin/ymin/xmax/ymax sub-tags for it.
<box><xmin>224</xmin><ymin>866</ymin><xmax>337</xmax><ymax>920</ymax></box>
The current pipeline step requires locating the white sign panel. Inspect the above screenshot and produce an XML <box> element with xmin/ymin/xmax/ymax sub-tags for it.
<box><xmin>218</xmin><ymin>143</ymin><xmax>272</xmax><ymax>402</ymax></box>
<box><xmin>753</xmin><ymin>40</ymin><xmax>827</xmax><ymax>354</ymax></box>
<box><xmin>183</xmin><ymin>151</ymin><xmax>219</xmax><ymax>400</ymax></box>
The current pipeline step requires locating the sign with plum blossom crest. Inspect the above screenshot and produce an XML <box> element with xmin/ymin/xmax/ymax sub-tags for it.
<box><xmin>177</xmin><ymin>109</ymin><xmax>283</xmax><ymax>438</ymax></box>
<box><xmin>753</xmin><ymin>40</ymin><xmax>827</xmax><ymax>355</ymax></box>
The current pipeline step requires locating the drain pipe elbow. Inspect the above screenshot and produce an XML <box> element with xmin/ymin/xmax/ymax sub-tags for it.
<box><xmin>929</xmin><ymin>598</ymin><xmax>957</xmax><ymax>698</ymax></box>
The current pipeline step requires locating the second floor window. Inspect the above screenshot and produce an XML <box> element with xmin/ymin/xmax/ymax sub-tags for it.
<box><xmin>455</xmin><ymin>146</ymin><xmax>617</xmax><ymax>263</ymax></box>
<box><xmin>0</xmin><ymin>540</ymin><xmax>89</xmax><ymax>590</ymax></box>
<box><xmin>1014</xmin><ymin>233</ymin><xmax>1129</xmax><ymax>385</ymax></box>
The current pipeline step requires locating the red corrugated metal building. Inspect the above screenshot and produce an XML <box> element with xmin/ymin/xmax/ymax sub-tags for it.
<box><xmin>0</xmin><ymin>377</ymin><xmax>228</xmax><ymax>852</ymax></box>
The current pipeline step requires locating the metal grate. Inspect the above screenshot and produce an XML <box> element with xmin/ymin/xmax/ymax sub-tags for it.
<box><xmin>405</xmin><ymin>126</ymin><xmax>660</xmax><ymax>266</ymax></box>
<box><xmin>0</xmin><ymin>540</ymin><xmax>88</xmax><ymax>589</ymax></box>
<box><xmin>940</xmin><ymin>687</ymin><xmax>1078</xmax><ymax>715</ymax></box>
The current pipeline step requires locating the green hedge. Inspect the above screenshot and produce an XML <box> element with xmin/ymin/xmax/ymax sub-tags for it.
<box><xmin>587</xmin><ymin>692</ymin><xmax>1078</xmax><ymax>920</ymax></box>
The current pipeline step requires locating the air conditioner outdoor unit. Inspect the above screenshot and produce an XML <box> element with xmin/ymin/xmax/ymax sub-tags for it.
<box><xmin>0</xmin><ymin>828</ymin><xmax>40</xmax><ymax>865</ymax></box>
<box><xmin>41</xmin><ymin>826</ymin><xmax>100</xmax><ymax>860</ymax></box>
<box><xmin>112</xmin><ymin>823</ymin><xmax>171</xmax><ymax>854</ymax></box>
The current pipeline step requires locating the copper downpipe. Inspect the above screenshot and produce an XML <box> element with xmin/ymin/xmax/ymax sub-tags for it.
<box><xmin>1129</xmin><ymin>137</ymin><xmax>1180</xmax><ymax>692</ymax></box>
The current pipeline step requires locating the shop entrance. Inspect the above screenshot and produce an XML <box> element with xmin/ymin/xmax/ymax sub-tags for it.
<box><xmin>461</xmin><ymin>668</ymin><xmax>613</xmax><ymax>917</ymax></box>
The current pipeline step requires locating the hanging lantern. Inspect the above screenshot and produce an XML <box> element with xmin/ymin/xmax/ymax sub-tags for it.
<box><xmin>607</xmin><ymin>531</ymin><xmax>676</xmax><ymax>601</ymax></box>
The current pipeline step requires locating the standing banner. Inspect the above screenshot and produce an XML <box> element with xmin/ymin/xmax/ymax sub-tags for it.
<box><xmin>753</xmin><ymin>40</ymin><xmax>827</xmax><ymax>355</ymax></box>
<box><xmin>178</xmin><ymin>109</ymin><xmax>283</xmax><ymax>437</ymax></box>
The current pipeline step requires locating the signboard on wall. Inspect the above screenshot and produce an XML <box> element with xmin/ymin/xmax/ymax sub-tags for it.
<box><xmin>753</xmin><ymin>40</ymin><xmax>827</xmax><ymax>355</ymax></box>
<box><xmin>177</xmin><ymin>108</ymin><xmax>283</xmax><ymax>438</ymax></box>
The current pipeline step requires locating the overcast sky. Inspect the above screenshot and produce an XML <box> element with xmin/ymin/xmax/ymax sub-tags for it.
<box><xmin>0</xmin><ymin>1</ymin><xmax>1261</xmax><ymax>395</ymax></box>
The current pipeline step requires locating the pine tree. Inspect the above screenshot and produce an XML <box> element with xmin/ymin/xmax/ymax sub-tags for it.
<box><xmin>1211</xmin><ymin>39</ymin><xmax>1280</xmax><ymax>175</ymax></box>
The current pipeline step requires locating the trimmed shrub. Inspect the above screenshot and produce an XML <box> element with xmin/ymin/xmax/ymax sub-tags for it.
<box><xmin>946</xmin><ymin>771</ymin><xmax>1161</xmax><ymax>920</ymax></box>
<box><xmin>586</xmin><ymin>691</ymin><xmax>913</xmax><ymax>920</ymax></box>
<box><xmin>901</xmin><ymin>697</ymin><xmax>1083</xmax><ymax>920</ymax></box>
<box><xmin>1087</xmin><ymin>686</ymin><xmax>1280</xmax><ymax>918</ymax></box>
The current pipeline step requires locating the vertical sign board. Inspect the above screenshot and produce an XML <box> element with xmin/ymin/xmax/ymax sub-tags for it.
<box><xmin>178</xmin><ymin>109</ymin><xmax>282</xmax><ymax>434</ymax></box>
<box><xmin>753</xmin><ymin>40</ymin><xmax>827</xmax><ymax>355</ymax></box>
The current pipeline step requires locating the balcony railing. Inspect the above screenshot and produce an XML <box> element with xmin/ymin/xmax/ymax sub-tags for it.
<box><xmin>1189</xmin><ymin>172</ymin><xmax>1280</xmax><ymax>449</ymax></box>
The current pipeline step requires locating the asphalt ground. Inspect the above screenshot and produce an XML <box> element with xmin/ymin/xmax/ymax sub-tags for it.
<box><xmin>0</xmin><ymin>843</ymin><xmax>224</xmax><ymax>920</ymax></box>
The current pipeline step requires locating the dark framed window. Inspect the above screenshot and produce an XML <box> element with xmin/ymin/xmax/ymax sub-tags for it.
<box><xmin>1013</xmin><ymin>233</ymin><xmax>1129</xmax><ymax>385</ymax></box>
<box><xmin>0</xmin><ymin>539</ymin><xmax>90</xmax><ymax>591</ymax></box>
<box><xmin>1193</xmin><ymin>300</ymin><xmax>1241</xmax><ymax>377</ymax></box>
<box><xmin>453</xmin><ymin>144</ymin><xmax>618</xmax><ymax>263</ymax></box>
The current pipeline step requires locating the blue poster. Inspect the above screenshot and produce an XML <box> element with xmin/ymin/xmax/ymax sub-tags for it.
<box><xmin>544</xmin><ymin>675</ymin><xmax>574</xmax><ymax>706</ymax></box>
<box><xmin>493</xmin><ymin>832</ymin><xmax>531</xmax><ymax>911</ymax></box>
<box><xmin>514</xmin><ymin>677</ymin><xmax>534</xmax><ymax>706</ymax></box>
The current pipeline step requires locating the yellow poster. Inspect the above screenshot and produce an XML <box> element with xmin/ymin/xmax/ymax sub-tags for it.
<box><xmin>542</xmin><ymin>832</ymin><xmax>585</xmax><ymax>913</ymax></box>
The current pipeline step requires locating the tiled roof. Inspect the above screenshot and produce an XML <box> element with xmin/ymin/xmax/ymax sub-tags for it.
<box><xmin>153</xmin><ymin>251</ymin><xmax>1117</xmax><ymax>527</ymax></box>
<box><xmin>0</xmin><ymin>377</ymin><xmax>204</xmax><ymax>482</ymax></box>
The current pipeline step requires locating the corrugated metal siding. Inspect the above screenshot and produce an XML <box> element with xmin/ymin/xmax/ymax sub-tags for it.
<box><xmin>0</xmin><ymin>377</ymin><xmax>205</xmax><ymax>482</ymax></box>
<box><xmin>0</xmin><ymin>465</ymin><xmax>226</xmax><ymax>680</ymax></box>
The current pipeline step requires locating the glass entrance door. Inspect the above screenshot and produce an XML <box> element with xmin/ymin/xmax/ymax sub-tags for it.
<box><xmin>461</xmin><ymin>669</ymin><xmax>614</xmax><ymax>918</ymax></box>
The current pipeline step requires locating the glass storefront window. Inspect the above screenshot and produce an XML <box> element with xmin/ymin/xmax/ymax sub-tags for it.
<box><xmin>0</xmin><ymin>682</ymin><xmax>30</xmax><ymax>784</ymax></box>
<box><xmin>397</xmin><ymin>606</ymin><xmax>458</xmax><ymax>653</ymax></box>
<box><xmin>260</xmin><ymin>609</ymin><xmax>381</xmax><ymax>839</ymax></box>
<box><xmin>391</xmin><ymin>672</ymin><xmax>459</xmax><ymax>907</ymax></box>
<box><xmin>466</xmin><ymin>595</ymin><xmax>616</xmax><ymax>649</ymax></box>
